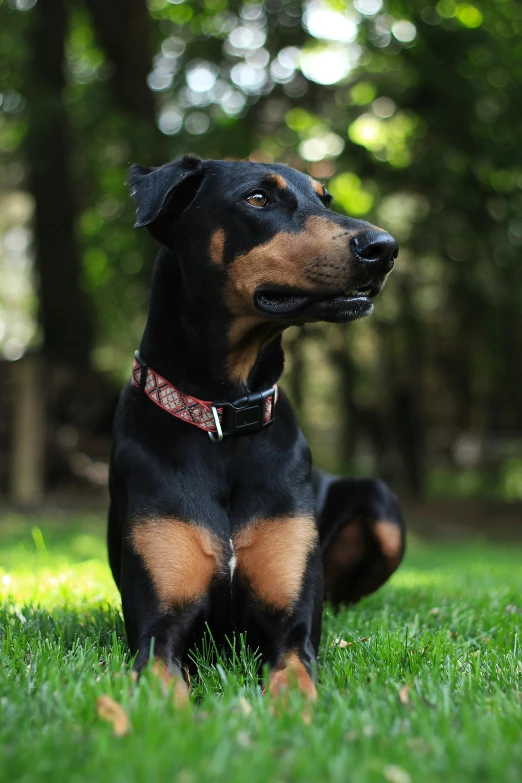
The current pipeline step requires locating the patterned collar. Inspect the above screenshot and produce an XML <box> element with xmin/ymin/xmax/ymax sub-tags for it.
<box><xmin>132</xmin><ymin>352</ymin><xmax>277</xmax><ymax>442</ymax></box>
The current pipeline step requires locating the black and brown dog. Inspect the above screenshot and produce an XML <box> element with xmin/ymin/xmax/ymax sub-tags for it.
<box><xmin>108</xmin><ymin>156</ymin><xmax>405</xmax><ymax>702</ymax></box>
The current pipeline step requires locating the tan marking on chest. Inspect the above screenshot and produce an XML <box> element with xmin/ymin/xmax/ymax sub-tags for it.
<box><xmin>131</xmin><ymin>519</ymin><xmax>224</xmax><ymax>610</ymax></box>
<box><xmin>210</xmin><ymin>228</ymin><xmax>225</xmax><ymax>265</ymax></box>
<box><xmin>232</xmin><ymin>516</ymin><xmax>318</xmax><ymax>611</ymax></box>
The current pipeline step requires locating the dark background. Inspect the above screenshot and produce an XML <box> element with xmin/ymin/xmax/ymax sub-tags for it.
<box><xmin>1</xmin><ymin>0</ymin><xmax>521</xmax><ymax>529</ymax></box>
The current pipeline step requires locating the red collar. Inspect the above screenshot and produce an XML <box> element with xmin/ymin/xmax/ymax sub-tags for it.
<box><xmin>132</xmin><ymin>353</ymin><xmax>277</xmax><ymax>441</ymax></box>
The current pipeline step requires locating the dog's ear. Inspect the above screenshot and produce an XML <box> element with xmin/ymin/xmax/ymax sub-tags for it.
<box><xmin>128</xmin><ymin>155</ymin><xmax>204</xmax><ymax>231</ymax></box>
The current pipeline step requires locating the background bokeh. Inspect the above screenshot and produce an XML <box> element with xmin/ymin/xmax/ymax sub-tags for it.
<box><xmin>1</xmin><ymin>0</ymin><xmax>521</xmax><ymax>516</ymax></box>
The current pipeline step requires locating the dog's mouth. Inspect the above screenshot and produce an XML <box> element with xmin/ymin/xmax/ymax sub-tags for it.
<box><xmin>254</xmin><ymin>285</ymin><xmax>379</xmax><ymax>323</ymax></box>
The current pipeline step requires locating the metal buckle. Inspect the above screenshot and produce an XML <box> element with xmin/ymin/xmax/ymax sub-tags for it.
<box><xmin>208</xmin><ymin>387</ymin><xmax>275</xmax><ymax>442</ymax></box>
<box><xmin>208</xmin><ymin>406</ymin><xmax>224</xmax><ymax>442</ymax></box>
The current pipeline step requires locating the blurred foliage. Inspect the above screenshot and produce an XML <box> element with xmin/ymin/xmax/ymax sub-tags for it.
<box><xmin>0</xmin><ymin>0</ymin><xmax>521</xmax><ymax>496</ymax></box>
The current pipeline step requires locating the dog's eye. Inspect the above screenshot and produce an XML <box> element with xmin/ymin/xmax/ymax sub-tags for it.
<box><xmin>246</xmin><ymin>192</ymin><xmax>268</xmax><ymax>208</ymax></box>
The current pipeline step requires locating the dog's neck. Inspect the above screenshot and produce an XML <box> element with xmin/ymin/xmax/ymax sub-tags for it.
<box><xmin>139</xmin><ymin>247</ymin><xmax>285</xmax><ymax>400</ymax></box>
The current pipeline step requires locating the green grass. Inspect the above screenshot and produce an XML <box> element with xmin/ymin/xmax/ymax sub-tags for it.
<box><xmin>0</xmin><ymin>514</ymin><xmax>521</xmax><ymax>783</ymax></box>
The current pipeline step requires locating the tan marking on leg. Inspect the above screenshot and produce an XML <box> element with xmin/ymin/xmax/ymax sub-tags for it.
<box><xmin>373</xmin><ymin>519</ymin><xmax>403</xmax><ymax>568</ymax></box>
<box><xmin>268</xmin><ymin>652</ymin><xmax>317</xmax><ymax>700</ymax></box>
<box><xmin>152</xmin><ymin>660</ymin><xmax>190</xmax><ymax>707</ymax></box>
<box><xmin>210</xmin><ymin>228</ymin><xmax>225</xmax><ymax>265</ymax></box>
<box><xmin>310</xmin><ymin>179</ymin><xmax>325</xmax><ymax>198</ymax></box>
<box><xmin>266</xmin><ymin>172</ymin><xmax>288</xmax><ymax>190</ymax></box>
<box><xmin>131</xmin><ymin>519</ymin><xmax>224</xmax><ymax>610</ymax></box>
<box><xmin>322</xmin><ymin>519</ymin><xmax>365</xmax><ymax>596</ymax></box>
<box><xmin>233</xmin><ymin>516</ymin><xmax>318</xmax><ymax>611</ymax></box>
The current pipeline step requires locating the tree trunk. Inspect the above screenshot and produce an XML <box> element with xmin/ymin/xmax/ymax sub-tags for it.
<box><xmin>329</xmin><ymin>330</ymin><xmax>359</xmax><ymax>469</ymax></box>
<box><xmin>25</xmin><ymin>0</ymin><xmax>94</xmax><ymax>368</ymax></box>
<box><xmin>391</xmin><ymin>280</ymin><xmax>426</xmax><ymax>497</ymax></box>
<box><xmin>85</xmin><ymin>0</ymin><xmax>155</xmax><ymax>120</ymax></box>
<box><xmin>85</xmin><ymin>0</ymin><xmax>162</xmax><ymax>164</ymax></box>
<box><xmin>10</xmin><ymin>356</ymin><xmax>45</xmax><ymax>507</ymax></box>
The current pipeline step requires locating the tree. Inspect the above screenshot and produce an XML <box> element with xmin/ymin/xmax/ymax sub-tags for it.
<box><xmin>25</xmin><ymin>0</ymin><xmax>94</xmax><ymax>368</ymax></box>
<box><xmin>1</xmin><ymin>0</ymin><xmax>521</xmax><ymax>497</ymax></box>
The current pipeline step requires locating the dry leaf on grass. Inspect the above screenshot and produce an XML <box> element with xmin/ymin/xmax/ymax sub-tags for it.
<box><xmin>96</xmin><ymin>695</ymin><xmax>131</xmax><ymax>737</ymax></box>
<box><xmin>236</xmin><ymin>730</ymin><xmax>252</xmax><ymax>748</ymax></box>
<box><xmin>383</xmin><ymin>764</ymin><xmax>411</xmax><ymax>783</ymax></box>
<box><xmin>332</xmin><ymin>637</ymin><xmax>352</xmax><ymax>648</ymax></box>
<box><xmin>398</xmin><ymin>685</ymin><xmax>410</xmax><ymax>705</ymax></box>
<box><xmin>332</xmin><ymin>636</ymin><xmax>368</xmax><ymax>646</ymax></box>
<box><xmin>238</xmin><ymin>697</ymin><xmax>253</xmax><ymax>717</ymax></box>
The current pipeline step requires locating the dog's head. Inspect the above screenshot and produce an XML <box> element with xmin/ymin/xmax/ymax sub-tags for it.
<box><xmin>130</xmin><ymin>156</ymin><xmax>398</xmax><ymax>383</ymax></box>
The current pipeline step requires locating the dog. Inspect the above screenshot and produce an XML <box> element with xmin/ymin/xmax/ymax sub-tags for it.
<box><xmin>108</xmin><ymin>156</ymin><xmax>405</xmax><ymax>702</ymax></box>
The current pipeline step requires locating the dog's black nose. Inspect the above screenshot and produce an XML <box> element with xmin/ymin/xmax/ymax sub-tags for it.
<box><xmin>351</xmin><ymin>230</ymin><xmax>399</xmax><ymax>272</ymax></box>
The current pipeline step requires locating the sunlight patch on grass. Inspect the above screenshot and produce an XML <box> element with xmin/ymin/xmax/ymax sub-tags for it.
<box><xmin>0</xmin><ymin>561</ymin><xmax>117</xmax><ymax>608</ymax></box>
<box><xmin>0</xmin><ymin>514</ymin><xmax>117</xmax><ymax>608</ymax></box>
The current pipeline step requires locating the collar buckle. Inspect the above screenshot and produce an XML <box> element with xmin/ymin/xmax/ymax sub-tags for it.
<box><xmin>209</xmin><ymin>388</ymin><xmax>276</xmax><ymax>441</ymax></box>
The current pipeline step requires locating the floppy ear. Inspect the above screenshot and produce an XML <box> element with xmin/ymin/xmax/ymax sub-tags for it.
<box><xmin>128</xmin><ymin>155</ymin><xmax>204</xmax><ymax>230</ymax></box>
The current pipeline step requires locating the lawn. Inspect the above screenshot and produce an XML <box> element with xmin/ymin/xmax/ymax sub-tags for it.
<box><xmin>0</xmin><ymin>513</ymin><xmax>521</xmax><ymax>783</ymax></box>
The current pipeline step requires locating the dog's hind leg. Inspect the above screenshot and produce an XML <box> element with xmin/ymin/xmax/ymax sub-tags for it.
<box><xmin>314</xmin><ymin>472</ymin><xmax>406</xmax><ymax>608</ymax></box>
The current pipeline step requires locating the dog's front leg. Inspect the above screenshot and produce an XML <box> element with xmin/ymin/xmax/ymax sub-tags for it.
<box><xmin>121</xmin><ymin>517</ymin><xmax>227</xmax><ymax>702</ymax></box>
<box><xmin>232</xmin><ymin>515</ymin><xmax>323</xmax><ymax>700</ymax></box>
